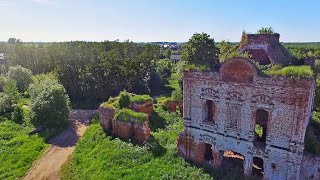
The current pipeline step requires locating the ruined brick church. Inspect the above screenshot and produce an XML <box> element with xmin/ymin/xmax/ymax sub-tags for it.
<box><xmin>177</xmin><ymin>34</ymin><xmax>320</xmax><ymax>179</ymax></box>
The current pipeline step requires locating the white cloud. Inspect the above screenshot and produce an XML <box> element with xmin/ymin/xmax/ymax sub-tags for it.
<box><xmin>31</xmin><ymin>0</ymin><xmax>55</xmax><ymax>5</ymax></box>
<box><xmin>0</xmin><ymin>0</ymin><xmax>16</xmax><ymax>7</ymax></box>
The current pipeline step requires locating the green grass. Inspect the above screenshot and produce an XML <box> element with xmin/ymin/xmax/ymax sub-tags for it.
<box><xmin>264</xmin><ymin>65</ymin><xmax>313</xmax><ymax>78</ymax></box>
<box><xmin>305</xmin><ymin>112</ymin><xmax>320</xmax><ymax>155</ymax></box>
<box><xmin>0</xmin><ymin>120</ymin><xmax>49</xmax><ymax>180</ymax></box>
<box><xmin>101</xmin><ymin>96</ymin><xmax>119</xmax><ymax>109</ymax></box>
<box><xmin>130</xmin><ymin>94</ymin><xmax>152</xmax><ymax>103</ymax></box>
<box><xmin>61</xmin><ymin>101</ymin><xmax>214</xmax><ymax>180</ymax></box>
<box><xmin>115</xmin><ymin>108</ymin><xmax>148</xmax><ymax>124</ymax></box>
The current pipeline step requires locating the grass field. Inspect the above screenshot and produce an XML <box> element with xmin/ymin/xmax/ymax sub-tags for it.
<box><xmin>0</xmin><ymin>120</ymin><xmax>49</xmax><ymax>180</ymax></box>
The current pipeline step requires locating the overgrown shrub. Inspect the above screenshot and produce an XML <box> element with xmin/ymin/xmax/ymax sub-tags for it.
<box><xmin>29</xmin><ymin>74</ymin><xmax>70</xmax><ymax>127</ymax></box>
<box><xmin>11</xmin><ymin>104</ymin><xmax>23</xmax><ymax>124</ymax></box>
<box><xmin>119</xmin><ymin>90</ymin><xmax>130</xmax><ymax>109</ymax></box>
<box><xmin>0</xmin><ymin>78</ymin><xmax>19</xmax><ymax>114</ymax></box>
<box><xmin>0</xmin><ymin>93</ymin><xmax>14</xmax><ymax>114</ymax></box>
<box><xmin>7</xmin><ymin>65</ymin><xmax>33</xmax><ymax>92</ymax></box>
<box><xmin>171</xmin><ymin>88</ymin><xmax>183</xmax><ymax>101</ymax></box>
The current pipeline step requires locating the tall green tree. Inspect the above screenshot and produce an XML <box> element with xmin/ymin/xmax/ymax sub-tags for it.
<box><xmin>7</xmin><ymin>65</ymin><xmax>33</xmax><ymax>92</ymax></box>
<box><xmin>182</xmin><ymin>33</ymin><xmax>219</xmax><ymax>68</ymax></box>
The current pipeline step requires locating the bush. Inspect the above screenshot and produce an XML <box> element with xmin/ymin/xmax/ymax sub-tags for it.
<box><xmin>7</xmin><ymin>65</ymin><xmax>33</xmax><ymax>92</ymax></box>
<box><xmin>119</xmin><ymin>90</ymin><xmax>130</xmax><ymax>109</ymax></box>
<box><xmin>171</xmin><ymin>88</ymin><xmax>183</xmax><ymax>101</ymax></box>
<box><xmin>11</xmin><ymin>104</ymin><xmax>24</xmax><ymax>124</ymax></box>
<box><xmin>29</xmin><ymin>74</ymin><xmax>70</xmax><ymax>127</ymax></box>
<box><xmin>0</xmin><ymin>93</ymin><xmax>14</xmax><ymax>114</ymax></box>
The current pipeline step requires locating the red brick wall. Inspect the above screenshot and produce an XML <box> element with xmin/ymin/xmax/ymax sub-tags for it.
<box><xmin>220</xmin><ymin>58</ymin><xmax>257</xmax><ymax>83</ymax></box>
<box><xmin>177</xmin><ymin>132</ymin><xmax>206</xmax><ymax>165</ymax></box>
<box><xmin>130</xmin><ymin>100</ymin><xmax>153</xmax><ymax>116</ymax></box>
<box><xmin>134</xmin><ymin>121</ymin><xmax>151</xmax><ymax>143</ymax></box>
<box><xmin>112</xmin><ymin>120</ymin><xmax>134</xmax><ymax>139</ymax></box>
<box><xmin>243</xmin><ymin>34</ymin><xmax>280</xmax><ymax>45</ymax></box>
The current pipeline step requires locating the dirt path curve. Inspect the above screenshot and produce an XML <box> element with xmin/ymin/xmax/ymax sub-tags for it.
<box><xmin>24</xmin><ymin>110</ymin><xmax>97</xmax><ymax>180</ymax></box>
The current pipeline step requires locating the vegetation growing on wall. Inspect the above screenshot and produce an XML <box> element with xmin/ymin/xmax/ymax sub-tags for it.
<box><xmin>263</xmin><ymin>65</ymin><xmax>313</xmax><ymax>78</ymax></box>
<box><xmin>115</xmin><ymin>108</ymin><xmax>148</xmax><ymax>124</ymax></box>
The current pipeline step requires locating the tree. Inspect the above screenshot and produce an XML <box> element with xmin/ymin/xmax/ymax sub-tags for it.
<box><xmin>8</xmin><ymin>38</ymin><xmax>22</xmax><ymax>44</ymax></box>
<box><xmin>257</xmin><ymin>27</ymin><xmax>276</xmax><ymax>34</ymax></box>
<box><xmin>218</xmin><ymin>41</ymin><xmax>250</xmax><ymax>62</ymax></box>
<box><xmin>29</xmin><ymin>74</ymin><xmax>70</xmax><ymax>127</ymax></box>
<box><xmin>0</xmin><ymin>78</ymin><xmax>19</xmax><ymax>114</ymax></box>
<box><xmin>156</xmin><ymin>59</ymin><xmax>173</xmax><ymax>86</ymax></box>
<box><xmin>182</xmin><ymin>33</ymin><xmax>219</xmax><ymax>68</ymax></box>
<box><xmin>7</xmin><ymin>65</ymin><xmax>33</xmax><ymax>92</ymax></box>
<box><xmin>164</xmin><ymin>49</ymin><xmax>172</xmax><ymax>59</ymax></box>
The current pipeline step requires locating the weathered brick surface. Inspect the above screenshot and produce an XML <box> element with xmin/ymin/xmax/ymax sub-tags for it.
<box><xmin>130</xmin><ymin>100</ymin><xmax>153</xmax><ymax>116</ymax></box>
<box><xmin>99</xmin><ymin>100</ymin><xmax>153</xmax><ymax>143</ymax></box>
<box><xmin>238</xmin><ymin>34</ymin><xmax>292</xmax><ymax>65</ymax></box>
<box><xmin>98</xmin><ymin>106</ymin><xmax>115</xmax><ymax>132</ymax></box>
<box><xmin>134</xmin><ymin>121</ymin><xmax>151</xmax><ymax>143</ymax></box>
<box><xmin>166</xmin><ymin>100</ymin><xmax>183</xmax><ymax>116</ymax></box>
<box><xmin>112</xmin><ymin>120</ymin><xmax>134</xmax><ymax>139</ymax></box>
<box><xmin>179</xmin><ymin>57</ymin><xmax>316</xmax><ymax>179</ymax></box>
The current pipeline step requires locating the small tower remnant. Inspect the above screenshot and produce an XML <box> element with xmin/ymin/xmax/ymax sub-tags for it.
<box><xmin>238</xmin><ymin>33</ymin><xmax>292</xmax><ymax>65</ymax></box>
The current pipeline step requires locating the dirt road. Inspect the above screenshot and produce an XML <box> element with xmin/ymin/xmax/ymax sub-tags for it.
<box><xmin>24</xmin><ymin>110</ymin><xmax>97</xmax><ymax>180</ymax></box>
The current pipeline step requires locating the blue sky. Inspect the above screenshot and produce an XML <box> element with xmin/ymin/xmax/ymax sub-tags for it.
<box><xmin>0</xmin><ymin>0</ymin><xmax>319</xmax><ymax>42</ymax></box>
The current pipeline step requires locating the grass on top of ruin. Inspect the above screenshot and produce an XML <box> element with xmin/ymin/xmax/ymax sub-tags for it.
<box><xmin>263</xmin><ymin>65</ymin><xmax>314</xmax><ymax>78</ymax></box>
<box><xmin>115</xmin><ymin>108</ymin><xmax>148</xmax><ymax>124</ymax></box>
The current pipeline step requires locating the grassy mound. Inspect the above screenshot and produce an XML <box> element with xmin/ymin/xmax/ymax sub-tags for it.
<box><xmin>0</xmin><ymin>120</ymin><xmax>49</xmax><ymax>180</ymax></box>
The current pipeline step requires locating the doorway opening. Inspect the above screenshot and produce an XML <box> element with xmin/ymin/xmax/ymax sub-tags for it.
<box><xmin>252</xmin><ymin>157</ymin><xmax>264</xmax><ymax>177</ymax></box>
<box><xmin>204</xmin><ymin>144</ymin><xmax>214</xmax><ymax>162</ymax></box>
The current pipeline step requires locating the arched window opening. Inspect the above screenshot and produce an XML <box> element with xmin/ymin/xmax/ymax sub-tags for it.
<box><xmin>254</xmin><ymin>109</ymin><xmax>268</xmax><ymax>148</ymax></box>
<box><xmin>229</xmin><ymin>105</ymin><xmax>240</xmax><ymax>128</ymax></box>
<box><xmin>204</xmin><ymin>100</ymin><xmax>215</xmax><ymax>123</ymax></box>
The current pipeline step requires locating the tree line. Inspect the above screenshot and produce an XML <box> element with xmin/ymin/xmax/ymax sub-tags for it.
<box><xmin>0</xmin><ymin>41</ymin><xmax>161</xmax><ymax>105</ymax></box>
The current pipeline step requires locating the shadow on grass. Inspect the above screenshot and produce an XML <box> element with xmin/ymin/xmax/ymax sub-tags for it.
<box><xmin>149</xmin><ymin>111</ymin><xmax>167</xmax><ymax>132</ymax></box>
<box><xmin>107</xmin><ymin>133</ymin><xmax>167</xmax><ymax>158</ymax></box>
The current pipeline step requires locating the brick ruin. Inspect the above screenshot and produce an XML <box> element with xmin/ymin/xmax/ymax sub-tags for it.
<box><xmin>177</xmin><ymin>55</ymin><xmax>320</xmax><ymax>179</ymax></box>
<box><xmin>238</xmin><ymin>33</ymin><xmax>293</xmax><ymax>65</ymax></box>
<box><xmin>99</xmin><ymin>99</ymin><xmax>153</xmax><ymax>143</ymax></box>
